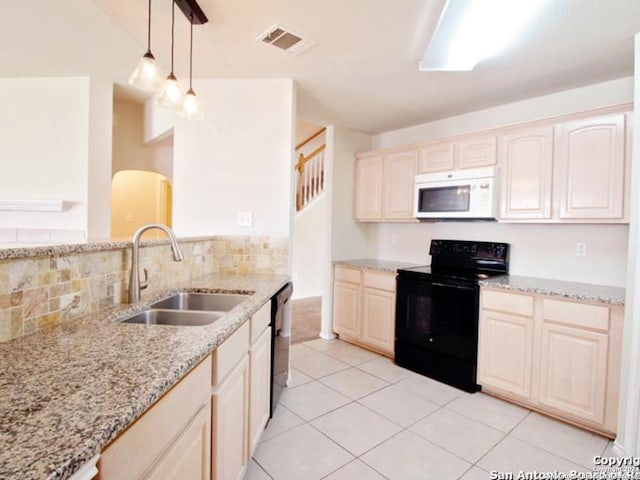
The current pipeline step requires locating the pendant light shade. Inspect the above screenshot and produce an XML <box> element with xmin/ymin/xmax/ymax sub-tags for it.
<box><xmin>129</xmin><ymin>0</ymin><xmax>161</xmax><ymax>90</ymax></box>
<box><xmin>158</xmin><ymin>0</ymin><xmax>183</xmax><ymax>108</ymax></box>
<box><xmin>180</xmin><ymin>13</ymin><xmax>203</xmax><ymax>118</ymax></box>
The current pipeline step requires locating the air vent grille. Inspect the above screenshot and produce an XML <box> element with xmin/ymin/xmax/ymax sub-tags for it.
<box><xmin>257</xmin><ymin>24</ymin><xmax>316</xmax><ymax>56</ymax></box>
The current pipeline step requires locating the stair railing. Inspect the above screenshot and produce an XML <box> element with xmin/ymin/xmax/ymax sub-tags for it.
<box><xmin>295</xmin><ymin>144</ymin><xmax>326</xmax><ymax>211</ymax></box>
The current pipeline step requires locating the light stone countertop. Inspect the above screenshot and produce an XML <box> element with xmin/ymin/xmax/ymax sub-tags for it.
<box><xmin>0</xmin><ymin>272</ymin><xmax>289</xmax><ymax>480</ymax></box>
<box><xmin>480</xmin><ymin>274</ymin><xmax>625</xmax><ymax>305</ymax></box>
<box><xmin>334</xmin><ymin>258</ymin><xmax>423</xmax><ymax>273</ymax></box>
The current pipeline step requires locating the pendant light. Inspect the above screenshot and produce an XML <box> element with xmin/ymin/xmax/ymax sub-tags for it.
<box><xmin>158</xmin><ymin>0</ymin><xmax>183</xmax><ymax>108</ymax></box>
<box><xmin>180</xmin><ymin>13</ymin><xmax>203</xmax><ymax>118</ymax></box>
<box><xmin>129</xmin><ymin>0</ymin><xmax>162</xmax><ymax>90</ymax></box>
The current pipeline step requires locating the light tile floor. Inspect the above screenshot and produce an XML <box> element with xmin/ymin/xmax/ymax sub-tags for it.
<box><xmin>246</xmin><ymin>339</ymin><xmax>614</xmax><ymax>480</ymax></box>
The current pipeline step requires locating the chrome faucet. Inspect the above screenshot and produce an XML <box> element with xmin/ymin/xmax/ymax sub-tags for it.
<box><xmin>128</xmin><ymin>223</ymin><xmax>185</xmax><ymax>303</ymax></box>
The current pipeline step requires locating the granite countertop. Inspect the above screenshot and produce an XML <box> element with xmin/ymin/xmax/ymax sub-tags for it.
<box><xmin>334</xmin><ymin>258</ymin><xmax>422</xmax><ymax>273</ymax></box>
<box><xmin>0</xmin><ymin>272</ymin><xmax>289</xmax><ymax>480</ymax></box>
<box><xmin>480</xmin><ymin>275</ymin><xmax>625</xmax><ymax>305</ymax></box>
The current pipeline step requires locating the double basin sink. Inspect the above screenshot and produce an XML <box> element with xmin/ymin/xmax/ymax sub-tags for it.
<box><xmin>120</xmin><ymin>293</ymin><xmax>249</xmax><ymax>327</ymax></box>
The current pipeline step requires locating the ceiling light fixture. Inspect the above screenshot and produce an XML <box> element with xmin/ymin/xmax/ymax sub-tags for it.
<box><xmin>158</xmin><ymin>0</ymin><xmax>183</xmax><ymax>109</ymax></box>
<box><xmin>129</xmin><ymin>0</ymin><xmax>161</xmax><ymax>90</ymax></box>
<box><xmin>180</xmin><ymin>13</ymin><xmax>202</xmax><ymax>118</ymax></box>
<box><xmin>419</xmin><ymin>0</ymin><xmax>549</xmax><ymax>72</ymax></box>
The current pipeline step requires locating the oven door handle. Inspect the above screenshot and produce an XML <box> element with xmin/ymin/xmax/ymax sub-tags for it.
<box><xmin>430</xmin><ymin>281</ymin><xmax>476</xmax><ymax>291</ymax></box>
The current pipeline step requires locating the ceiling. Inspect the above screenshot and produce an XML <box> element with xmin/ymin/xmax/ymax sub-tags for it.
<box><xmin>14</xmin><ymin>1</ymin><xmax>640</xmax><ymax>134</ymax></box>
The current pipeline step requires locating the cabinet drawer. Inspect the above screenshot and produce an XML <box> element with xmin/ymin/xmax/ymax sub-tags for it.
<box><xmin>363</xmin><ymin>270</ymin><xmax>396</xmax><ymax>291</ymax></box>
<box><xmin>542</xmin><ymin>299</ymin><xmax>609</xmax><ymax>332</ymax></box>
<box><xmin>482</xmin><ymin>289</ymin><xmax>534</xmax><ymax>317</ymax></box>
<box><xmin>250</xmin><ymin>302</ymin><xmax>271</xmax><ymax>344</ymax></box>
<box><xmin>213</xmin><ymin>321</ymin><xmax>250</xmax><ymax>386</ymax></box>
<box><xmin>335</xmin><ymin>266</ymin><xmax>361</xmax><ymax>283</ymax></box>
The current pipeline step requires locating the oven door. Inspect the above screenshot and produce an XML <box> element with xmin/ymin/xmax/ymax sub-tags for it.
<box><xmin>396</xmin><ymin>274</ymin><xmax>479</xmax><ymax>362</ymax></box>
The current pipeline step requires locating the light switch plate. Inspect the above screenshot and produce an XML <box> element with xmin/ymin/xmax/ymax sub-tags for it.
<box><xmin>237</xmin><ymin>211</ymin><xmax>253</xmax><ymax>227</ymax></box>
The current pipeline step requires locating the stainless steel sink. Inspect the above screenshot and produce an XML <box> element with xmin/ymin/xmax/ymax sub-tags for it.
<box><xmin>150</xmin><ymin>293</ymin><xmax>249</xmax><ymax>312</ymax></box>
<box><xmin>120</xmin><ymin>309</ymin><xmax>223</xmax><ymax>326</ymax></box>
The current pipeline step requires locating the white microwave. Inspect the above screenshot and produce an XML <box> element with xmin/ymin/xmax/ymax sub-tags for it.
<box><xmin>414</xmin><ymin>166</ymin><xmax>498</xmax><ymax>219</ymax></box>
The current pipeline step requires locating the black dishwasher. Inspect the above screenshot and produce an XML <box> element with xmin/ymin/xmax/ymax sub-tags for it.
<box><xmin>270</xmin><ymin>282</ymin><xmax>292</xmax><ymax>416</ymax></box>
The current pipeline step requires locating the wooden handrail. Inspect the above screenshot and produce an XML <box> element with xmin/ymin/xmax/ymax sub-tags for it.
<box><xmin>296</xmin><ymin>144</ymin><xmax>326</xmax><ymax>172</ymax></box>
<box><xmin>295</xmin><ymin>127</ymin><xmax>326</xmax><ymax>150</ymax></box>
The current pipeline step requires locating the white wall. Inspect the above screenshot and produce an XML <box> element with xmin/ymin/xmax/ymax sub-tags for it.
<box><xmin>113</xmin><ymin>100</ymin><xmax>174</xmax><ymax>181</ymax></box>
<box><xmin>373</xmin><ymin>77</ymin><xmax>633</xmax><ymax>149</ymax></box>
<box><xmin>87</xmin><ymin>78</ymin><xmax>113</xmax><ymax>240</ymax></box>
<box><xmin>0</xmin><ymin>77</ymin><xmax>90</xmax><ymax>234</ymax></box>
<box><xmin>172</xmin><ymin>79</ymin><xmax>295</xmax><ymax>238</ymax></box>
<box><xmin>319</xmin><ymin>125</ymin><xmax>373</xmax><ymax>338</ymax></box>
<box><xmin>292</xmin><ymin>197</ymin><xmax>326</xmax><ymax>299</ymax></box>
<box><xmin>370</xmin><ymin>222</ymin><xmax>628</xmax><ymax>287</ymax></box>
<box><xmin>367</xmin><ymin>77</ymin><xmax>633</xmax><ymax>287</ymax></box>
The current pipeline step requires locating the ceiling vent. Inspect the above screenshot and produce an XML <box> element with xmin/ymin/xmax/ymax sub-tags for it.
<box><xmin>257</xmin><ymin>24</ymin><xmax>317</xmax><ymax>56</ymax></box>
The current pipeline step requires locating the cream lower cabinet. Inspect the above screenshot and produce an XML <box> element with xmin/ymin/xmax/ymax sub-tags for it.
<box><xmin>212</xmin><ymin>322</ymin><xmax>250</xmax><ymax>480</ymax></box>
<box><xmin>333</xmin><ymin>265</ymin><xmax>395</xmax><ymax>356</ymax></box>
<box><xmin>478</xmin><ymin>288</ymin><xmax>622</xmax><ymax>436</ymax></box>
<box><xmin>98</xmin><ymin>356</ymin><xmax>212</xmax><ymax>480</ymax></box>
<box><xmin>248</xmin><ymin>303</ymin><xmax>272</xmax><ymax>457</ymax></box>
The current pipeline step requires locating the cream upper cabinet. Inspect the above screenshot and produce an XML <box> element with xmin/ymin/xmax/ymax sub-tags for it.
<box><xmin>457</xmin><ymin>135</ymin><xmax>497</xmax><ymax>169</ymax></box>
<box><xmin>419</xmin><ymin>142</ymin><xmax>455</xmax><ymax>173</ymax></box>
<box><xmin>383</xmin><ymin>149</ymin><xmax>418</xmax><ymax>219</ymax></box>
<box><xmin>355</xmin><ymin>148</ymin><xmax>417</xmax><ymax>222</ymax></box>
<box><xmin>554</xmin><ymin>114</ymin><xmax>626</xmax><ymax>219</ymax></box>
<box><xmin>498</xmin><ymin>126</ymin><xmax>553</xmax><ymax>220</ymax></box>
<box><xmin>478</xmin><ymin>287</ymin><xmax>623</xmax><ymax>436</ymax></box>
<box><xmin>354</xmin><ymin>155</ymin><xmax>383</xmax><ymax>220</ymax></box>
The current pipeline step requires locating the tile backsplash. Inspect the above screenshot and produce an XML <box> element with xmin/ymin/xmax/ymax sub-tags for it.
<box><xmin>0</xmin><ymin>235</ymin><xmax>288</xmax><ymax>342</ymax></box>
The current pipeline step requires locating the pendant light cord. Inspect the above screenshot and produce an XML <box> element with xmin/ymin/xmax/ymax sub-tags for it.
<box><xmin>189</xmin><ymin>13</ymin><xmax>194</xmax><ymax>89</ymax></box>
<box><xmin>147</xmin><ymin>0</ymin><xmax>152</xmax><ymax>52</ymax></box>
<box><xmin>170</xmin><ymin>0</ymin><xmax>175</xmax><ymax>74</ymax></box>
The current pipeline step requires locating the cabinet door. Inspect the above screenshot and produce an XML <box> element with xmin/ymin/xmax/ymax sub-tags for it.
<box><xmin>332</xmin><ymin>280</ymin><xmax>360</xmax><ymax>340</ymax></box>
<box><xmin>354</xmin><ymin>155</ymin><xmax>383</xmax><ymax>221</ymax></box>
<box><xmin>383</xmin><ymin>149</ymin><xmax>418</xmax><ymax>219</ymax></box>
<box><xmin>538</xmin><ymin>322</ymin><xmax>608</xmax><ymax>424</ymax></box>
<box><xmin>249</xmin><ymin>327</ymin><xmax>271</xmax><ymax>457</ymax></box>
<box><xmin>212</xmin><ymin>355</ymin><xmax>249</xmax><ymax>480</ymax></box>
<box><xmin>419</xmin><ymin>142</ymin><xmax>455</xmax><ymax>173</ymax></box>
<box><xmin>456</xmin><ymin>135</ymin><xmax>497</xmax><ymax>169</ymax></box>
<box><xmin>361</xmin><ymin>287</ymin><xmax>395</xmax><ymax>355</ymax></box>
<box><xmin>144</xmin><ymin>402</ymin><xmax>211</xmax><ymax>480</ymax></box>
<box><xmin>555</xmin><ymin>114</ymin><xmax>625</xmax><ymax>219</ymax></box>
<box><xmin>477</xmin><ymin>310</ymin><xmax>533</xmax><ymax>399</ymax></box>
<box><xmin>499</xmin><ymin>127</ymin><xmax>553</xmax><ymax>220</ymax></box>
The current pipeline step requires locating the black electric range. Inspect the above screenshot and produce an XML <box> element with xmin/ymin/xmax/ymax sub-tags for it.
<box><xmin>395</xmin><ymin>239</ymin><xmax>510</xmax><ymax>392</ymax></box>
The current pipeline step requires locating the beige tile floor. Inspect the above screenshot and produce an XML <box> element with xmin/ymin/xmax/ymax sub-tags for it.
<box><xmin>246</xmin><ymin>339</ymin><xmax>614</xmax><ymax>480</ymax></box>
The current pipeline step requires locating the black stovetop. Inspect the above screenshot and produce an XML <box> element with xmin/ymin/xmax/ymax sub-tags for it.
<box><xmin>397</xmin><ymin>239</ymin><xmax>510</xmax><ymax>283</ymax></box>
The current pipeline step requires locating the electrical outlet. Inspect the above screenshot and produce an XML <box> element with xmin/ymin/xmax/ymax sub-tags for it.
<box><xmin>576</xmin><ymin>242</ymin><xmax>588</xmax><ymax>257</ymax></box>
<box><xmin>237</xmin><ymin>211</ymin><xmax>253</xmax><ymax>227</ymax></box>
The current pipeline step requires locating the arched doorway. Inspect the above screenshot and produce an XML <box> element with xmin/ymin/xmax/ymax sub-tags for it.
<box><xmin>111</xmin><ymin>170</ymin><xmax>172</xmax><ymax>238</ymax></box>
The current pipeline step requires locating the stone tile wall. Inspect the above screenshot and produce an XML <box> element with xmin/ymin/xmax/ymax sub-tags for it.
<box><xmin>0</xmin><ymin>236</ymin><xmax>288</xmax><ymax>342</ymax></box>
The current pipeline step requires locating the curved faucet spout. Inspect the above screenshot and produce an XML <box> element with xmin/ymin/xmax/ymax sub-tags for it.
<box><xmin>128</xmin><ymin>223</ymin><xmax>184</xmax><ymax>303</ymax></box>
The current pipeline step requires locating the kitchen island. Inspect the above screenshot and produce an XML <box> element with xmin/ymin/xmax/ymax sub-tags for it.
<box><xmin>0</xmin><ymin>272</ymin><xmax>289</xmax><ymax>480</ymax></box>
